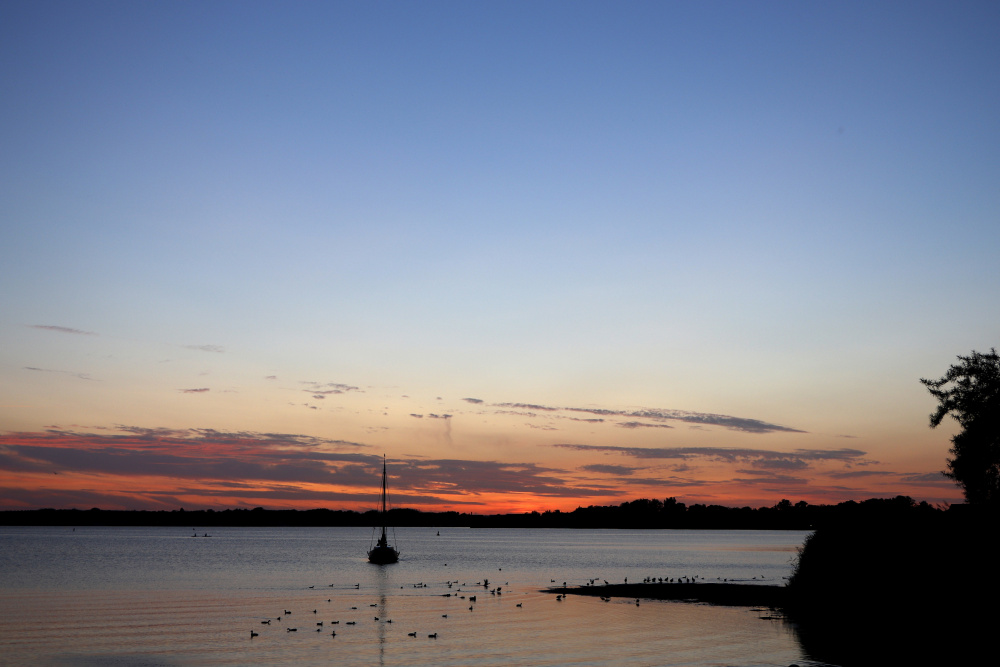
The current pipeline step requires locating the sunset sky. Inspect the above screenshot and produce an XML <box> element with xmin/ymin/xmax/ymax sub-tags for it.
<box><xmin>2</xmin><ymin>1</ymin><xmax>998</xmax><ymax>513</ymax></box>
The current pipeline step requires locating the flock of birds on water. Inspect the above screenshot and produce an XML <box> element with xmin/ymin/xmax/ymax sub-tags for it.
<box><xmin>249</xmin><ymin>576</ymin><xmax>522</xmax><ymax>642</ymax></box>
<box><xmin>248</xmin><ymin>570</ymin><xmax>777</xmax><ymax>643</ymax></box>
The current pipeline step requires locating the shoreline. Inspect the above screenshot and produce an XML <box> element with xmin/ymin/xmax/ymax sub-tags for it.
<box><xmin>544</xmin><ymin>582</ymin><xmax>787</xmax><ymax>607</ymax></box>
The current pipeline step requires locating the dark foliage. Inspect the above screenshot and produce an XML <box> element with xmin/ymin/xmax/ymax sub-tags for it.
<box><xmin>922</xmin><ymin>348</ymin><xmax>1000</xmax><ymax>504</ymax></box>
<box><xmin>786</xmin><ymin>505</ymin><xmax>997</xmax><ymax>665</ymax></box>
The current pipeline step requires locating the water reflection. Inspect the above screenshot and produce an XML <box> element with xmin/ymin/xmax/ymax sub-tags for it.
<box><xmin>373</xmin><ymin>561</ymin><xmax>391</xmax><ymax>666</ymax></box>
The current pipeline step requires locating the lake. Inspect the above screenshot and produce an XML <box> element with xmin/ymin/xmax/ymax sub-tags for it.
<box><xmin>0</xmin><ymin>526</ymin><xmax>821</xmax><ymax>666</ymax></box>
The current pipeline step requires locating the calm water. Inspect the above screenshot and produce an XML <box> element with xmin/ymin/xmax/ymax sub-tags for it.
<box><xmin>0</xmin><ymin>526</ymin><xmax>819</xmax><ymax>666</ymax></box>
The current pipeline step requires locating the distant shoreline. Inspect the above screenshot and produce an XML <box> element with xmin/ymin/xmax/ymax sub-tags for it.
<box><xmin>0</xmin><ymin>495</ymin><xmax>947</xmax><ymax>530</ymax></box>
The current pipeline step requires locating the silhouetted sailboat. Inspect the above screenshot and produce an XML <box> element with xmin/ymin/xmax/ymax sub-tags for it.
<box><xmin>367</xmin><ymin>455</ymin><xmax>399</xmax><ymax>564</ymax></box>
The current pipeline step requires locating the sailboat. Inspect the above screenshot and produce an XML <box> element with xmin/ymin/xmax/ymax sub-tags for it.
<box><xmin>367</xmin><ymin>455</ymin><xmax>399</xmax><ymax>564</ymax></box>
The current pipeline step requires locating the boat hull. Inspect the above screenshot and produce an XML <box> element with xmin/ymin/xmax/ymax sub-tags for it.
<box><xmin>367</xmin><ymin>545</ymin><xmax>399</xmax><ymax>564</ymax></box>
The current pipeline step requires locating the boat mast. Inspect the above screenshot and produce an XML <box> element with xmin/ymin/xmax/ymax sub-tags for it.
<box><xmin>380</xmin><ymin>455</ymin><xmax>388</xmax><ymax>541</ymax></box>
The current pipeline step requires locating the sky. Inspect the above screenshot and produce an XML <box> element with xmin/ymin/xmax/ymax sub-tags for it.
<box><xmin>2</xmin><ymin>1</ymin><xmax>998</xmax><ymax>513</ymax></box>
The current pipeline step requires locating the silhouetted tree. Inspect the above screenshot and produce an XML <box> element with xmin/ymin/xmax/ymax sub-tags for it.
<box><xmin>921</xmin><ymin>348</ymin><xmax>1000</xmax><ymax>505</ymax></box>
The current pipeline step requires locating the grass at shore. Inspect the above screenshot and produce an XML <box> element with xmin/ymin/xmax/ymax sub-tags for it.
<box><xmin>545</xmin><ymin>582</ymin><xmax>786</xmax><ymax>607</ymax></box>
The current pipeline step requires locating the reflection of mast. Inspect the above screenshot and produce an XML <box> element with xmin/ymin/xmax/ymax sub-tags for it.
<box><xmin>375</xmin><ymin>569</ymin><xmax>388</xmax><ymax>666</ymax></box>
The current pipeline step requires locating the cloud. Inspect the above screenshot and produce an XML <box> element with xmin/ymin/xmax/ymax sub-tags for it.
<box><xmin>566</xmin><ymin>407</ymin><xmax>805</xmax><ymax>434</ymax></box>
<box><xmin>827</xmin><ymin>470</ymin><xmax>891</xmax><ymax>479</ymax></box>
<box><xmin>181</xmin><ymin>388</ymin><xmax>210</xmax><ymax>393</ymax></box>
<box><xmin>731</xmin><ymin>471</ymin><xmax>810</xmax><ymax>486</ymax></box>
<box><xmin>900</xmin><ymin>471</ymin><xmax>951</xmax><ymax>484</ymax></box>
<box><xmin>748</xmin><ymin>458</ymin><xmax>810</xmax><ymax>470</ymax></box>
<box><xmin>495</xmin><ymin>410</ymin><xmax>541</xmax><ymax>418</ymax></box>
<box><xmin>553</xmin><ymin>444</ymin><xmax>866</xmax><ymax>468</ymax></box>
<box><xmin>617</xmin><ymin>421</ymin><xmax>673</xmax><ymax>429</ymax></box>
<box><xmin>184</xmin><ymin>344</ymin><xmax>224</xmax><ymax>353</ymax></box>
<box><xmin>581</xmin><ymin>464</ymin><xmax>636</xmax><ymax>475</ymax></box>
<box><xmin>0</xmin><ymin>427</ymin><xmax>608</xmax><ymax>509</ymax></box>
<box><xmin>486</xmin><ymin>400</ymin><xmax>804</xmax><ymax>434</ymax></box>
<box><xmin>23</xmin><ymin>367</ymin><xmax>94</xmax><ymax>381</ymax></box>
<box><xmin>825</xmin><ymin>470</ymin><xmax>950</xmax><ymax>487</ymax></box>
<box><xmin>0</xmin><ymin>428</ymin><xmax>374</xmax><ymax>489</ymax></box>
<box><xmin>494</xmin><ymin>402</ymin><xmax>560</xmax><ymax>412</ymax></box>
<box><xmin>30</xmin><ymin>325</ymin><xmax>97</xmax><ymax>336</ymax></box>
<box><xmin>392</xmin><ymin>458</ymin><xmax>605</xmax><ymax>498</ymax></box>
<box><xmin>301</xmin><ymin>382</ymin><xmax>361</xmax><ymax>396</ymax></box>
<box><xmin>0</xmin><ymin>486</ymin><xmax>177</xmax><ymax>511</ymax></box>
<box><xmin>793</xmin><ymin>449</ymin><xmax>869</xmax><ymax>461</ymax></box>
<box><xmin>462</xmin><ymin>398</ymin><xmax>484</xmax><ymax>404</ymax></box>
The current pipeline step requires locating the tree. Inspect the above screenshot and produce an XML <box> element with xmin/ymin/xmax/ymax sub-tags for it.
<box><xmin>921</xmin><ymin>348</ymin><xmax>1000</xmax><ymax>505</ymax></box>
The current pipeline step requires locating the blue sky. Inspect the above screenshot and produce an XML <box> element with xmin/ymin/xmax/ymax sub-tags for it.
<box><xmin>1</xmin><ymin>1</ymin><xmax>997</xmax><ymax>511</ymax></box>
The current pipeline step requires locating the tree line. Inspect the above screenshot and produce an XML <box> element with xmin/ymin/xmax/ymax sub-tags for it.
<box><xmin>0</xmin><ymin>494</ymin><xmax>943</xmax><ymax>529</ymax></box>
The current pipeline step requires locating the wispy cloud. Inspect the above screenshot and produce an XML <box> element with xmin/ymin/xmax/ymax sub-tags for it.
<box><xmin>494</xmin><ymin>402</ymin><xmax>560</xmax><ymax>412</ymax></box>
<box><xmin>487</xmin><ymin>400</ymin><xmax>804</xmax><ymax>434</ymax></box>
<box><xmin>301</xmin><ymin>381</ymin><xmax>361</xmax><ymax>397</ymax></box>
<box><xmin>23</xmin><ymin>366</ymin><xmax>94</xmax><ymax>381</ymax></box>
<box><xmin>553</xmin><ymin>444</ymin><xmax>866</xmax><ymax>468</ymax></box>
<box><xmin>901</xmin><ymin>471</ymin><xmax>951</xmax><ymax>484</ymax></box>
<box><xmin>581</xmin><ymin>464</ymin><xmax>636</xmax><ymax>475</ymax></box>
<box><xmin>731</xmin><ymin>470</ymin><xmax>810</xmax><ymax>486</ymax></box>
<box><xmin>184</xmin><ymin>344</ymin><xmax>224</xmax><ymax>353</ymax></box>
<box><xmin>180</xmin><ymin>388</ymin><xmax>210</xmax><ymax>393</ymax></box>
<box><xmin>30</xmin><ymin>325</ymin><xmax>97</xmax><ymax>336</ymax></box>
